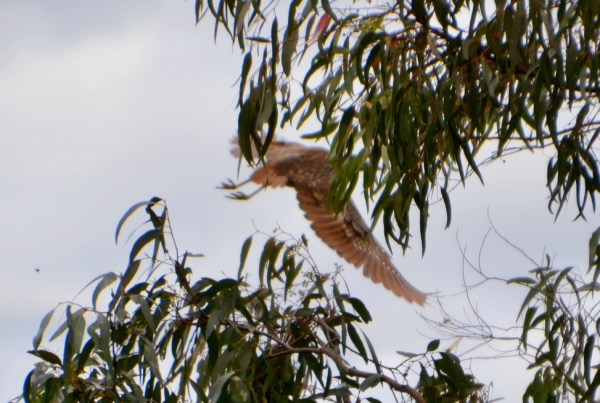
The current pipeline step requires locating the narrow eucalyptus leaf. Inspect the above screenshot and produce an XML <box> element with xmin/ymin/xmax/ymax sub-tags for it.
<box><xmin>115</xmin><ymin>201</ymin><xmax>154</xmax><ymax>244</ymax></box>
<box><xmin>50</xmin><ymin>307</ymin><xmax>84</xmax><ymax>342</ymax></box>
<box><xmin>32</xmin><ymin>308</ymin><xmax>55</xmax><ymax>350</ymax></box>
<box><xmin>142</xmin><ymin>337</ymin><xmax>165</xmax><ymax>385</ymax></box>
<box><xmin>282</xmin><ymin>27</ymin><xmax>299</xmax><ymax>76</ymax></box>
<box><xmin>588</xmin><ymin>227</ymin><xmax>600</xmax><ymax>273</ymax></box>
<box><xmin>238</xmin><ymin>235</ymin><xmax>253</xmax><ymax>280</ymax></box>
<box><xmin>348</xmin><ymin>297</ymin><xmax>372</xmax><ymax>323</ymax></box>
<box><xmin>131</xmin><ymin>295</ymin><xmax>156</xmax><ymax>332</ymax></box>
<box><xmin>440</xmin><ymin>186</ymin><xmax>452</xmax><ymax>229</ymax></box>
<box><xmin>361</xmin><ymin>329</ymin><xmax>381</xmax><ymax>374</ymax></box>
<box><xmin>92</xmin><ymin>272</ymin><xmax>118</xmax><ymax>311</ymax></box>
<box><xmin>129</xmin><ymin>229</ymin><xmax>161</xmax><ymax>262</ymax></box>
<box><xmin>208</xmin><ymin>371</ymin><xmax>235</xmax><ymax>403</ymax></box>
<box><xmin>27</xmin><ymin>349</ymin><xmax>62</xmax><ymax>366</ymax></box>
<box><xmin>360</xmin><ymin>374</ymin><xmax>381</xmax><ymax>391</ymax></box>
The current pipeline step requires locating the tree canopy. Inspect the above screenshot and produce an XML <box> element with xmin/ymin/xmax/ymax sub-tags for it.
<box><xmin>19</xmin><ymin>199</ymin><xmax>487</xmax><ymax>403</ymax></box>
<box><xmin>17</xmin><ymin>199</ymin><xmax>600</xmax><ymax>403</ymax></box>
<box><xmin>198</xmin><ymin>0</ymin><xmax>600</xmax><ymax>252</ymax></box>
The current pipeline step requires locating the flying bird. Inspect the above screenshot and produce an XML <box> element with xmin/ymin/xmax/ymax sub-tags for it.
<box><xmin>221</xmin><ymin>140</ymin><xmax>427</xmax><ymax>305</ymax></box>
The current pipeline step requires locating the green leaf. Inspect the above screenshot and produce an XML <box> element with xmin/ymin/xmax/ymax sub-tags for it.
<box><xmin>284</xmin><ymin>257</ymin><xmax>304</xmax><ymax>301</ymax></box>
<box><xmin>23</xmin><ymin>370</ymin><xmax>33</xmax><ymax>403</ymax></box>
<box><xmin>234</xmin><ymin>0</ymin><xmax>252</xmax><ymax>37</ymax></box>
<box><xmin>347</xmin><ymin>323</ymin><xmax>367</xmax><ymax>363</ymax></box>
<box><xmin>335</xmin><ymin>106</ymin><xmax>355</xmax><ymax>151</ymax></box>
<box><xmin>87</xmin><ymin>314</ymin><xmax>114</xmax><ymax>378</ymax></box>
<box><xmin>440</xmin><ymin>186</ymin><xmax>452</xmax><ymax>229</ymax></box>
<box><xmin>324</xmin><ymin>366</ymin><xmax>332</xmax><ymax>398</ymax></box>
<box><xmin>32</xmin><ymin>308</ymin><xmax>55</xmax><ymax>350</ymax></box>
<box><xmin>194</xmin><ymin>0</ymin><xmax>203</xmax><ymax>23</ymax></box>
<box><xmin>50</xmin><ymin>307</ymin><xmax>84</xmax><ymax>342</ymax></box>
<box><xmin>295</xmin><ymin>307</ymin><xmax>315</xmax><ymax>317</ymax></box>
<box><xmin>75</xmin><ymin>339</ymin><xmax>95</xmax><ymax>375</ymax></box>
<box><xmin>68</xmin><ymin>309</ymin><xmax>86</xmax><ymax>359</ymax></box>
<box><xmin>579</xmin><ymin>366</ymin><xmax>600</xmax><ymax>402</ymax></box>
<box><xmin>92</xmin><ymin>272</ymin><xmax>118</xmax><ymax>310</ymax></box>
<box><xmin>208</xmin><ymin>371</ymin><xmax>235</xmax><ymax>403</ymax></box>
<box><xmin>142</xmin><ymin>337</ymin><xmax>164</xmax><ymax>386</ymax></box>
<box><xmin>131</xmin><ymin>294</ymin><xmax>156</xmax><ymax>332</ymax></box>
<box><xmin>115</xmin><ymin>199</ymin><xmax>159</xmax><ymax>244</ymax></box>
<box><xmin>588</xmin><ymin>226</ymin><xmax>600</xmax><ymax>273</ymax></box>
<box><xmin>396</xmin><ymin>350</ymin><xmax>418</xmax><ymax>358</ymax></box>
<box><xmin>584</xmin><ymin>334</ymin><xmax>595</xmax><ymax>385</ymax></box>
<box><xmin>321</xmin><ymin>0</ymin><xmax>339</xmax><ymax>23</ymax></box>
<box><xmin>27</xmin><ymin>349</ymin><xmax>62</xmax><ymax>366</ymax></box>
<box><xmin>517</xmin><ymin>286</ymin><xmax>542</xmax><ymax>319</ymax></box>
<box><xmin>120</xmin><ymin>259</ymin><xmax>142</xmax><ymax>292</ymax></box>
<box><xmin>362</xmin><ymin>329</ymin><xmax>381</xmax><ymax>374</ymax></box>
<box><xmin>348</xmin><ymin>297</ymin><xmax>372</xmax><ymax>323</ymax></box>
<box><xmin>360</xmin><ymin>374</ymin><xmax>382</xmax><ymax>391</ymax></box>
<box><xmin>521</xmin><ymin>306</ymin><xmax>538</xmax><ymax>351</ymax></box>
<box><xmin>507</xmin><ymin>277</ymin><xmax>537</xmax><ymax>285</ymax></box>
<box><xmin>427</xmin><ymin>339</ymin><xmax>440</xmax><ymax>352</ymax></box>
<box><xmin>184</xmin><ymin>251</ymin><xmax>205</xmax><ymax>258</ymax></box>
<box><xmin>238</xmin><ymin>235</ymin><xmax>253</xmax><ymax>280</ymax></box>
<box><xmin>129</xmin><ymin>229</ymin><xmax>162</xmax><ymax>262</ymax></box>
<box><xmin>282</xmin><ymin>26</ymin><xmax>299</xmax><ymax>76</ymax></box>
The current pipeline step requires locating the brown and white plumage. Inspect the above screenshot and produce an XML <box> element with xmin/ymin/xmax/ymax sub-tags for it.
<box><xmin>224</xmin><ymin>140</ymin><xmax>427</xmax><ymax>305</ymax></box>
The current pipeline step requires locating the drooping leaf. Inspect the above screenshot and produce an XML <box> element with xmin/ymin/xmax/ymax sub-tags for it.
<box><xmin>27</xmin><ymin>349</ymin><xmax>62</xmax><ymax>366</ymax></box>
<box><xmin>115</xmin><ymin>199</ymin><xmax>160</xmax><ymax>244</ymax></box>
<box><xmin>237</xmin><ymin>235</ymin><xmax>253</xmax><ymax>280</ymax></box>
<box><xmin>92</xmin><ymin>272</ymin><xmax>119</xmax><ymax>310</ymax></box>
<box><xmin>32</xmin><ymin>308</ymin><xmax>55</xmax><ymax>350</ymax></box>
<box><xmin>360</xmin><ymin>374</ymin><xmax>382</xmax><ymax>391</ymax></box>
<box><xmin>142</xmin><ymin>336</ymin><xmax>165</xmax><ymax>386</ymax></box>
<box><xmin>129</xmin><ymin>229</ymin><xmax>162</xmax><ymax>262</ymax></box>
<box><xmin>348</xmin><ymin>297</ymin><xmax>372</xmax><ymax>323</ymax></box>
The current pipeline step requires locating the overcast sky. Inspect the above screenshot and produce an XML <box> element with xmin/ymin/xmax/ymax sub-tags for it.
<box><xmin>1</xmin><ymin>2</ymin><xmax>598</xmax><ymax>402</ymax></box>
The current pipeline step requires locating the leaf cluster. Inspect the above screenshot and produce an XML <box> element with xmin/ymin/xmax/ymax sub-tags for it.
<box><xmin>506</xmin><ymin>227</ymin><xmax>600</xmax><ymax>402</ymax></box>
<box><xmin>18</xmin><ymin>198</ymin><xmax>485</xmax><ymax>403</ymax></box>
<box><xmin>196</xmin><ymin>0</ymin><xmax>600</xmax><ymax>253</ymax></box>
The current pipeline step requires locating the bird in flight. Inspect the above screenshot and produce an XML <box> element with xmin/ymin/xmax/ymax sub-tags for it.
<box><xmin>221</xmin><ymin>140</ymin><xmax>427</xmax><ymax>305</ymax></box>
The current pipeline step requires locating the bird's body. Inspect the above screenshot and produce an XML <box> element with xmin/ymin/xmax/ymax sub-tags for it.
<box><xmin>224</xmin><ymin>141</ymin><xmax>427</xmax><ymax>305</ymax></box>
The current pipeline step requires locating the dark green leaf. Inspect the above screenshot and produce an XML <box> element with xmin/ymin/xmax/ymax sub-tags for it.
<box><xmin>238</xmin><ymin>235</ymin><xmax>253</xmax><ymax>280</ymax></box>
<box><xmin>427</xmin><ymin>339</ymin><xmax>440</xmax><ymax>352</ymax></box>
<box><xmin>348</xmin><ymin>297</ymin><xmax>372</xmax><ymax>323</ymax></box>
<box><xmin>129</xmin><ymin>229</ymin><xmax>162</xmax><ymax>262</ymax></box>
<box><xmin>27</xmin><ymin>349</ymin><xmax>62</xmax><ymax>366</ymax></box>
<box><xmin>347</xmin><ymin>323</ymin><xmax>367</xmax><ymax>363</ymax></box>
<box><xmin>115</xmin><ymin>200</ymin><xmax>158</xmax><ymax>244</ymax></box>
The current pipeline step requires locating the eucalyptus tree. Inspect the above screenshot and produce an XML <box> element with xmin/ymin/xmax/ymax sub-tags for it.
<box><xmin>202</xmin><ymin>0</ymin><xmax>600</xmax><ymax>252</ymax></box>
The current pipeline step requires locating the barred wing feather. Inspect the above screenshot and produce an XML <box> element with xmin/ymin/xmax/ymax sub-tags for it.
<box><xmin>295</xmin><ymin>185</ymin><xmax>427</xmax><ymax>305</ymax></box>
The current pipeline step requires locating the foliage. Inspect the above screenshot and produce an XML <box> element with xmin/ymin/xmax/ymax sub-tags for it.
<box><xmin>196</xmin><ymin>0</ymin><xmax>600</xmax><ymax>252</ymax></box>
<box><xmin>17</xmin><ymin>199</ymin><xmax>487</xmax><ymax>403</ymax></box>
<box><xmin>422</xmin><ymin>224</ymin><xmax>600</xmax><ymax>403</ymax></box>
<box><xmin>508</xmin><ymin>230</ymin><xmax>600</xmax><ymax>403</ymax></box>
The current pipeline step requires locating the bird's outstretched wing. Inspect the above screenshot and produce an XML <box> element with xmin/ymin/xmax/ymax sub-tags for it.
<box><xmin>296</xmin><ymin>185</ymin><xmax>427</xmax><ymax>305</ymax></box>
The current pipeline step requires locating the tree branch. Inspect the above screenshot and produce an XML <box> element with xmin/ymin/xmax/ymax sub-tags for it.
<box><xmin>252</xmin><ymin>324</ymin><xmax>426</xmax><ymax>403</ymax></box>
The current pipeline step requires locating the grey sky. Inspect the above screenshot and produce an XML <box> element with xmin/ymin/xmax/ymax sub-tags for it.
<box><xmin>1</xmin><ymin>2</ymin><xmax>598</xmax><ymax>401</ymax></box>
